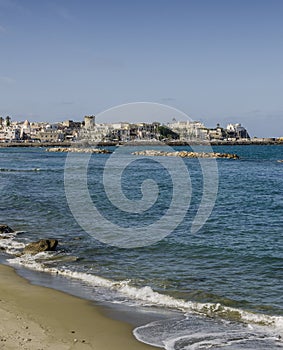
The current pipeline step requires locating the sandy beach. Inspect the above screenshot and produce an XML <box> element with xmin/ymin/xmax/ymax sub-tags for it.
<box><xmin>0</xmin><ymin>264</ymin><xmax>155</xmax><ymax>350</ymax></box>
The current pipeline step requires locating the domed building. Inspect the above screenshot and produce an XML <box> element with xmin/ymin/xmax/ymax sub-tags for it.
<box><xmin>20</xmin><ymin>120</ymin><xmax>31</xmax><ymax>139</ymax></box>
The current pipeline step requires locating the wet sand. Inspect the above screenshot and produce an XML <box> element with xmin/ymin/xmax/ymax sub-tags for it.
<box><xmin>0</xmin><ymin>264</ymin><xmax>155</xmax><ymax>349</ymax></box>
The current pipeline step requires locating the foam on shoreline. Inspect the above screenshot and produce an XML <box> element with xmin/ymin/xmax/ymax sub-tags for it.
<box><xmin>5</xmin><ymin>248</ymin><xmax>283</xmax><ymax>332</ymax></box>
<box><xmin>1</xmin><ymin>232</ymin><xmax>283</xmax><ymax>349</ymax></box>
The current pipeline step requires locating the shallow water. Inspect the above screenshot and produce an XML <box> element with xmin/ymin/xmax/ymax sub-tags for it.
<box><xmin>0</xmin><ymin>145</ymin><xmax>282</xmax><ymax>349</ymax></box>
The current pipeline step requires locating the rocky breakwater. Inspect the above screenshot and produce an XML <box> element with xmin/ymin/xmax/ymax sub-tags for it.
<box><xmin>46</xmin><ymin>147</ymin><xmax>112</xmax><ymax>154</ymax></box>
<box><xmin>132</xmin><ymin>150</ymin><xmax>239</xmax><ymax>159</ymax></box>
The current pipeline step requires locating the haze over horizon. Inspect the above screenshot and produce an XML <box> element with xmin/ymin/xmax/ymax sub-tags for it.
<box><xmin>0</xmin><ymin>0</ymin><xmax>282</xmax><ymax>137</ymax></box>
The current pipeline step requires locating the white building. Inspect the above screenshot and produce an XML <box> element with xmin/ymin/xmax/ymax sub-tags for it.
<box><xmin>79</xmin><ymin>121</ymin><xmax>131</xmax><ymax>142</ymax></box>
<box><xmin>20</xmin><ymin>120</ymin><xmax>31</xmax><ymax>139</ymax></box>
<box><xmin>167</xmin><ymin>121</ymin><xmax>208</xmax><ymax>141</ymax></box>
<box><xmin>226</xmin><ymin>123</ymin><xmax>250</xmax><ymax>139</ymax></box>
<box><xmin>0</xmin><ymin>126</ymin><xmax>20</xmax><ymax>141</ymax></box>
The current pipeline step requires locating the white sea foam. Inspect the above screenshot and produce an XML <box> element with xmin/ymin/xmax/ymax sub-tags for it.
<box><xmin>6</xmin><ymin>248</ymin><xmax>283</xmax><ymax>336</ymax></box>
<box><xmin>0</xmin><ymin>167</ymin><xmax>41</xmax><ymax>172</ymax></box>
<box><xmin>3</xmin><ymin>236</ymin><xmax>283</xmax><ymax>350</ymax></box>
<box><xmin>0</xmin><ymin>233</ymin><xmax>26</xmax><ymax>255</ymax></box>
<box><xmin>134</xmin><ymin>315</ymin><xmax>283</xmax><ymax>350</ymax></box>
<box><xmin>163</xmin><ymin>332</ymin><xmax>283</xmax><ymax>350</ymax></box>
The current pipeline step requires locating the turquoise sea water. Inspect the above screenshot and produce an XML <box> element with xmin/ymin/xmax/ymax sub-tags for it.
<box><xmin>0</xmin><ymin>145</ymin><xmax>282</xmax><ymax>349</ymax></box>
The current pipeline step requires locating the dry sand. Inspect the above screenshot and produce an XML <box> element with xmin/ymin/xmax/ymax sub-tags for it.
<box><xmin>0</xmin><ymin>264</ymin><xmax>156</xmax><ymax>349</ymax></box>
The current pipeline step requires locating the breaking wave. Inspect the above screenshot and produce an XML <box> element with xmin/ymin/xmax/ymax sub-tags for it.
<box><xmin>2</xmin><ymin>238</ymin><xmax>282</xmax><ymax>326</ymax></box>
<box><xmin>1</xmin><ymin>234</ymin><xmax>282</xmax><ymax>349</ymax></box>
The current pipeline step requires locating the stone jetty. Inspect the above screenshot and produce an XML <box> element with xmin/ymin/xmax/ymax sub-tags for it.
<box><xmin>46</xmin><ymin>147</ymin><xmax>111</xmax><ymax>154</ymax></box>
<box><xmin>133</xmin><ymin>150</ymin><xmax>239</xmax><ymax>159</ymax></box>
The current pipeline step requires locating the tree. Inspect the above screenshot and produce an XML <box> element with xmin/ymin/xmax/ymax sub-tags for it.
<box><xmin>5</xmin><ymin>116</ymin><xmax>11</xmax><ymax>127</ymax></box>
<box><xmin>158</xmin><ymin>125</ymin><xmax>179</xmax><ymax>140</ymax></box>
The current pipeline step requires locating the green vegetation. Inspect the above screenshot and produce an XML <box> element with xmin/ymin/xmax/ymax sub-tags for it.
<box><xmin>158</xmin><ymin>125</ymin><xmax>179</xmax><ymax>140</ymax></box>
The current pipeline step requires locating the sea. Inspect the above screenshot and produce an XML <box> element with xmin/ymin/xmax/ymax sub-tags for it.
<box><xmin>0</xmin><ymin>144</ymin><xmax>282</xmax><ymax>349</ymax></box>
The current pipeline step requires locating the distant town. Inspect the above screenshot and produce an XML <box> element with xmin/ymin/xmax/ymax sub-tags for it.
<box><xmin>0</xmin><ymin>115</ymin><xmax>282</xmax><ymax>145</ymax></box>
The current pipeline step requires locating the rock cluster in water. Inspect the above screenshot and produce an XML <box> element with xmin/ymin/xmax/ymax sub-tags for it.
<box><xmin>0</xmin><ymin>224</ymin><xmax>59</xmax><ymax>255</ymax></box>
<box><xmin>0</xmin><ymin>224</ymin><xmax>14</xmax><ymax>234</ymax></box>
<box><xmin>46</xmin><ymin>147</ymin><xmax>111</xmax><ymax>154</ymax></box>
<box><xmin>23</xmin><ymin>239</ymin><xmax>58</xmax><ymax>255</ymax></box>
<box><xmin>132</xmin><ymin>150</ymin><xmax>239</xmax><ymax>159</ymax></box>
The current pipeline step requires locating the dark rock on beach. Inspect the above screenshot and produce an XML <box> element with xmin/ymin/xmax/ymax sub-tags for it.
<box><xmin>23</xmin><ymin>239</ymin><xmax>58</xmax><ymax>255</ymax></box>
<box><xmin>0</xmin><ymin>224</ymin><xmax>14</xmax><ymax>234</ymax></box>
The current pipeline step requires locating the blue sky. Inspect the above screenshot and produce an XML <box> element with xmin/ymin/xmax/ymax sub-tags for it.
<box><xmin>0</xmin><ymin>0</ymin><xmax>282</xmax><ymax>137</ymax></box>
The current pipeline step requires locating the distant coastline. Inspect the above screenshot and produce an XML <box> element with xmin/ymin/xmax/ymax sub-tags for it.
<box><xmin>0</xmin><ymin>138</ymin><xmax>282</xmax><ymax>148</ymax></box>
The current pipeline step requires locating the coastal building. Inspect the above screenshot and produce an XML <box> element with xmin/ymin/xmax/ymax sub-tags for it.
<box><xmin>0</xmin><ymin>125</ymin><xmax>20</xmax><ymax>142</ymax></box>
<box><xmin>79</xmin><ymin>120</ymin><xmax>131</xmax><ymax>142</ymax></box>
<box><xmin>79</xmin><ymin>120</ymin><xmax>162</xmax><ymax>143</ymax></box>
<box><xmin>37</xmin><ymin>130</ymin><xmax>65</xmax><ymax>142</ymax></box>
<box><xmin>107</xmin><ymin>122</ymin><xmax>131</xmax><ymax>142</ymax></box>
<box><xmin>84</xmin><ymin>115</ymin><xmax>95</xmax><ymax>129</ymax></box>
<box><xmin>0</xmin><ymin>114</ymin><xmax>253</xmax><ymax>144</ymax></box>
<box><xmin>226</xmin><ymin>123</ymin><xmax>250</xmax><ymax>139</ymax></box>
<box><xmin>167</xmin><ymin>121</ymin><xmax>208</xmax><ymax>141</ymax></box>
<box><xmin>59</xmin><ymin>120</ymin><xmax>81</xmax><ymax>141</ymax></box>
<box><xmin>62</xmin><ymin>120</ymin><xmax>82</xmax><ymax>129</ymax></box>
<box><xmin>207</xmin><ymin>124</ymin><xmax>226</xmax><ymax>141</ymax></box>
<box><xmin>20</xmin><ymin>120</ymin><xmax>31</xmax><ymax>139</ymax></box>
<box><xmin>128</xmin><ymin>123</ymin><xmax>160</xmax><ymax>141</ymax></box>
<box><xmin>0</xmin><ymin>116</ymin><xmax>20</xmax><ymax>142</ymax></box>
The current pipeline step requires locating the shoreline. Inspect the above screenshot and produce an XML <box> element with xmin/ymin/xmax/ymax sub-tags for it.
<box><xmin>0</xmin><ymin>140</ymin><xmax>283</xmax><ymax>148</ymax></box>
<box><xmin>0</xmin><ymin>263</ymin><xmax>156</xmax><ymax>350</ymax></box>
